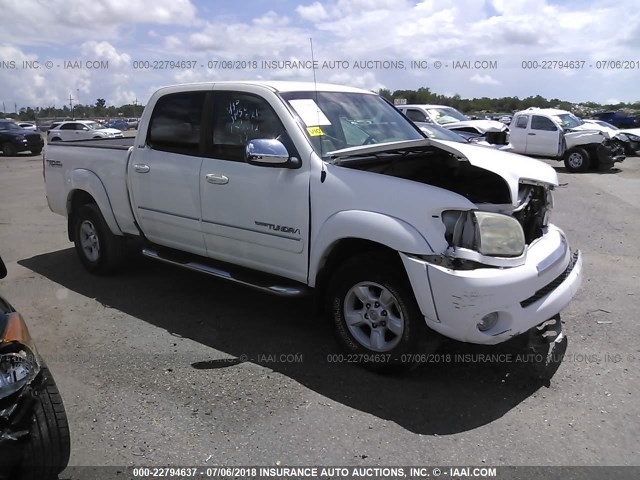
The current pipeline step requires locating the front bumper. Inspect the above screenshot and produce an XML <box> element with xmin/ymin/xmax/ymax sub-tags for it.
<box><xmin>401</xmin><ymin>224</ymin><xmax>583</xmax><ymax>345</ymax></box>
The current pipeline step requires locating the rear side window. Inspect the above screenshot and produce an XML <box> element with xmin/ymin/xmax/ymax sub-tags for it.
<box><xmin>515</xmin><ymin>115</ymin><xmax>529</xmax><ymax>129</ymax></box>
<box><xmin>211</xmin><ymin>91</ymin><xmax>286</xmax><ymax>161</ymax></box>
<box><xmin>61</xmin><ymin>123</ymin><xmax>76</xmax><ymax>130</ymax></box>
<box><xmin>148</xmin><ymin>92</ymin><xmax>206</xmax><ymax>156</ymax></box>
<box><xmin>531</xmin><ymin>115</ymin><xmax>557</xmax><ymax>131</ymax></box>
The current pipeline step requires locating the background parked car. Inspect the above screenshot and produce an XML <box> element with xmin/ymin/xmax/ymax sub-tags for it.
<box><xmin>126</xmin><ymin>118</ymin><xmax>139</xmax><ymax>129</ymax></box>
<box><xmin>16</xmin><ymin>122</ymin><xmax>37</xmax><ymax>131</ymax></box>
<box><xmin>0</xmin><ymin>253</ymin><xmax>71</xmax><ymax>479</ymax></box>
<box><xmin>47</xmin><ymin>120</ymin><xmax>124</xmax><ymax>142</ymax></box>
<box><xmin>584</xmin><ymin>119</ymin><xmax>640</xmax><ymax>155</ymax></box>
<box><xmin>104</xmin><ymin>119</ymin><xmax>129</xmax><ymax>131</ymax></box>
<box><xmin>0</xmin><ymin>120</ymin><xmax>44</xmax><ymax>156</ymax></box>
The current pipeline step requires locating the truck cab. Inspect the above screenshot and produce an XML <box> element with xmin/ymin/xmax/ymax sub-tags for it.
<box><xmin>509</xmin><ymin>107</ymin><xmax>625</xmax><ymax>172</ymax></box>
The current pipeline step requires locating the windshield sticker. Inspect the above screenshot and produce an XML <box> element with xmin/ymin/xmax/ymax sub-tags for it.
<box><xmin>306</xmin><ymin>126</ymin><xmax>324</xmax><ymax>136</ymax></box>
<box><xmin>289</xmin><ymin>99</ymin><xmax>331</xmax><ymax>127</ymax></box>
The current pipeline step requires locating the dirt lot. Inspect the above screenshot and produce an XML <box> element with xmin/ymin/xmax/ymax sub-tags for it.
<box><xmin>0</xmin><ymin>147</ymin><xmax>639</xmax><ymax>475</ymax></box>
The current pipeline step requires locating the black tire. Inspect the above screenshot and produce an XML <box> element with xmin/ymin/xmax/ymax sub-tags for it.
<box><xmin>563</xmin><ymin>147</ymin><xmax>590</xmax><ymax>172</ymax></box>
<box><xmin>30</xmin><ymin>148</ymin><xmax>42</xmax><ymax>155</ymax></box>
<box><xmin>2</xmin><ymin>142</ymin><xmax>18</xmax><ymax>156</ymax></box>
<box><xmin>72</xmin><ymin>203</ymin><xmax>126</xmax><ymax>274</ymax></box>
<box><xmin>18</xmin><ymin>367</ymin><xmax>71</xmax><ymax>480</ymax></box>
<box><xmin>49</xmin><ymin>137</ymin><xmax>61</xmax><ymax>142</ymax></box>
<box><xmin>326</xmin><ymin>251</ymin><xmax>427</xmax><ymax>372</ymax></box>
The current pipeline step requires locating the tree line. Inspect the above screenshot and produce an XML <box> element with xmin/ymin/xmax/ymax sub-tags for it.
<box><xmin>2</xmin><ymin>98</ymin><xmax>144</xmax><ymax>121</ymax></box>
<box><xmin>3</xmin><ymin>90</ymin><xmax>640</xmax><ymax>121</ymax></box>
<box><xmin>377</xmin><ymin>87</ymin><xmax>640</xmax><ymax>115</ymax></box>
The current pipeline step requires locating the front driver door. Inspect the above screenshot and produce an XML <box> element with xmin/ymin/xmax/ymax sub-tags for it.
<box><xmin>199</xmin><ymin>89</ymin><xmax>310</xmax><ymax>282</ymax></box>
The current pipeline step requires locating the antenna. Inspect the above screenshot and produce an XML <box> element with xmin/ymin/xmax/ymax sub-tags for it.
<box><xmin>310</xmin><ymin>37</ymin><xmax>327</xmax><ymax>182</ymax></box>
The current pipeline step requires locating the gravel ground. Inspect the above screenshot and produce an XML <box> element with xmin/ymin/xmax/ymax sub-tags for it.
<box><xmin>0</xmin><ymin>147</ymin><xmax>638</xmax><ymax>477</ymax></box>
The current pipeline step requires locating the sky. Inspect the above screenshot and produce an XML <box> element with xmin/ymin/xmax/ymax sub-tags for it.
<box><xmin>0</xmin><ymin>0</ymin><xmax>638</xmax><ymax>111</ymax></box>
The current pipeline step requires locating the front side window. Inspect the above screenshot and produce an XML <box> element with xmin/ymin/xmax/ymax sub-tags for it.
<box><xmin>531</xmin><ymin>115</ymin><xmax>558</xmax><ymax>131</ymax></box>
<box><xmin>212</xmin><ymin>92</ymin><xmax>286</xmax><ymax>161</ymax></box>
<box><xmin>148</xmin><ymin>91</ymin><xmax>205</xmax><ymax>156</ymax></box>
<box><xmin>61</xmin><ymin>123</ymin><xmax>76</xmax><ymax>130</ymax></box>
<box><xmin>515</xmin><ymin>115</ymin><xmax>529</xmax><ymax>129</ymax></box>
<box><xmin>405</xmin><ymin>109</ymin><xmax>428</xmax><ymax>122</ymax></box>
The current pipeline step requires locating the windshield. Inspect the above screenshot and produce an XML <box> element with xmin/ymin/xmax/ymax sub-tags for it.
<box><xmin>0</xmin><ymin>121</ymin><xmax>22</xmax><ymax>131</ymax></box>
<box><xmin>280</xmin><ymin>91</ymin><xmax>424</xmax><ymax>158</ymax></box>
<box><xmin>85</xmin><ymin>122</ymin><xmax>104</xmax><ymax>130</ymax></box>
<box><xmin>553</xmin><ymin>113</ymin><xmax>583</xmax><ymax>129</ymax></box>
<box><xmin>427</xmin><ymin>107</ymin><xmax>468</xmax><ymax>125</ymax></box>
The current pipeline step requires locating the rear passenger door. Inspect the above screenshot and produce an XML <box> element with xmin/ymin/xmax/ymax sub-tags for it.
<box><xmin>199</xmin><ymin>89</ymin><xmax>310</xmax><ymax>282</ymax></box>
<box><xmin>128</xmin><ymin>90</ymin><xmax>208</xmax><ymax>256</ymax></box>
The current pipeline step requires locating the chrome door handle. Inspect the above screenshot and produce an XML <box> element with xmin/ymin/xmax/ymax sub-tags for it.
<box><xmin>134</xmin><ymin>164</ymin><xmax>150</xmax><ymax>173</ymax></box>
<box><xmin>206</xmin><ymin>173</ymin><xmax>229</xmax><ymax>185</ymax></box>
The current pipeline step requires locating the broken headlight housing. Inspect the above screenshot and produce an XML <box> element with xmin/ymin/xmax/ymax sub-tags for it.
<box><xmin>442</xmin><ymin>210</ymin><xmax>526</xmax><ymax>266</ymax></box>
<box><xmin>0</xmin><ymin>313</ymin><xmax>40</xmax><ymax>400</ymax></box>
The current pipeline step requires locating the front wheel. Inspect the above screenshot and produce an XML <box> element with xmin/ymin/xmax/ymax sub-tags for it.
<box><xmin>326</xmin><ymin>252</ymin><xmax>426</xmax><ymax>371</ymax></box>
<box><xmin>2</xmin><ymin>142</ymin><xmax>18</xmax><ymax>156</ymax></box>
<box><xmin>72</xmin><ymin>204</ymin><xmax>126</xmax><ymax>274</ymax></box>
<box><xmin>30</xmin><ymin>148</ymin><xmax>42</xmax><ymax>155</ymax></box>
<box><xmin>563</xmin><ymin>147</ymin><xmax>590</xmax><ymax>172</ymax></box>
<box><xmin>18</xmin><ymin>367</ymin><xmax>71</xmax><ymax>480</ymax></box>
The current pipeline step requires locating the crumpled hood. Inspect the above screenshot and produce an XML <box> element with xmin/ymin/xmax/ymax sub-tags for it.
<box><xmin>430</xmin><ymin>139</ymin><xmax>558</xmax><ymax>206</ymax></box>
<box><xmin>445</xmin><ymin>119</ymin><xmax>508</xmax><ymax>133</ymax></box>
<box><xmin>328</xmin><ymin>138</ymin><xmax>558</xmax><ymax>207</ymax></box>
<box><xmin>569</xmin><ymin>124</ymin><xmax>617</xmax><ymax>139</ymax></box>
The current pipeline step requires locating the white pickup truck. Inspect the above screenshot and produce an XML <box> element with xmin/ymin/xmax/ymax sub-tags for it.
<box><xmin>508</xmin><ymin>108</ymin><xmax>626</xmax><ymax>172</ymax></box>
<box><xmin>44</xmin><ymin>81</ymin><xmax>582</xmax><ymax>373</ymax></box>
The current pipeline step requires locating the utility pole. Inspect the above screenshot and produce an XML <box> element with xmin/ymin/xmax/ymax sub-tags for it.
<box><xmin>69</xmin><ymin>93</ymin><xmax>74</xmax><ymax>119</ymax></box>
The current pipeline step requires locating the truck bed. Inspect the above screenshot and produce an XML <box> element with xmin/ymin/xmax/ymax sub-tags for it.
<box><xmin>44</xmin><ymin>137</ymin><xmax>139</xmax><ymax>237</ymax></box>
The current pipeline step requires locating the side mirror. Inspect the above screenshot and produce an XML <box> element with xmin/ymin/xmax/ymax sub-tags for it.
<box><xmin>0</xmin><ymin>254</ymin><xmax>6</xmax><ymax>279</ymax></box>
<box><xmin>245</xmin><ymin>139</ymin><xmax>301</xmax><ymax>169</ymax></box>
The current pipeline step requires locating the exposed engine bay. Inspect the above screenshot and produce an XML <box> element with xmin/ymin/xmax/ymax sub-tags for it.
<box><xmin>338</xmin><ymin>148</ymin><xmax>551</xmax><ymax>244</ymax></box>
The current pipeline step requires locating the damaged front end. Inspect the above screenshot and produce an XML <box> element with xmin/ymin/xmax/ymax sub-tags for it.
<box><xmin>0</xmin><ymin>257</ymin><xmax>70</xmax><ymax>479</ymax></box>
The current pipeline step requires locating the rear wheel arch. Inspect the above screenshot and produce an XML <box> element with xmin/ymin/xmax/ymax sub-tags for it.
<box><xmin>66</xmin><ymin>190</ymin><xmax>98</xmax><ymax>241</ymax></box>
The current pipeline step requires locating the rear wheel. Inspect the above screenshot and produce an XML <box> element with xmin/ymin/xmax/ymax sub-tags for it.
<box><xmin>30</xmin><ymin>148</ymin><xmax>42</xmax><ymax>155</ymax></box>
<box><xmin>326</xmin><ymin>251</ymin><xmax>427</xmax><ymax>371</ymax></box>
<box><xmin>18</xmin><ymin>367</ymin><xmax>71</xmax><ymax>480</ymax></box>
<box><xmin>563</xmin><ymin>147</ymin><xmax>590</xmax><ymax>172</ymax></box>
<box><xmin>49</xmin><ymin>137</ymin><xmax>61</xmax><ymax>142</ymax></box>
<box><xmin>72</xmin><ymin>203</ymin><xmax>126</xmax><ymax>274</ymax></box>
<box><xmin>2</xmin><ymin>142</ymin><xmax>18</xmax><ymax>156</ymax></box>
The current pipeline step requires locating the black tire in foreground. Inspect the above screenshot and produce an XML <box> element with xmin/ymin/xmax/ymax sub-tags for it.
<box><xmin>72</xmin><ymin>203</ymin><xmax>127</xmax><ymax>274</ymax></box>
<box><xmin>563</xmin><ymin>147</ymin><xmax>590</xmax><ymax>172</ymax></box>
<box><xmin>31</xmin><ymin>148</ymin><xmax>42</xmax><ymax>155</ymax></box>
<box><xmin>326</xmin><ymin>251</ymin><xmax>428</xmax><ymax>372</ymax></box>
<box><xmin>2</xmin><ymin>143</ymin><xmax>18</xmax><ymax>156</ymax></box>
<box><xmin>18</xmin><ymin>368</ymin><xmax>71</xmax><ymax>480</ymax></box>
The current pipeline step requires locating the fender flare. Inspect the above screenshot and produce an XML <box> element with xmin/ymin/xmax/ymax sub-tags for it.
<box><xmin>308</xmin><ymin>210</ymin><xmax>433</xmax><ymax>287</ymax></box>
<box><xmin>66</xmin><ymin>169</ymin><xmax>123</xmax><ymax>236</ymax></box>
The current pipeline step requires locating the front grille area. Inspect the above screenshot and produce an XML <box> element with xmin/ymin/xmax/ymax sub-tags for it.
<box><xmin>520</xmin><ymin>250</ymin><xmax>579</xmax><ymax>308</ymax></box>
<box><xmin>26</xmin><ymin>133</ymin><xmax>43</xmax><ymax>144</ymax></box>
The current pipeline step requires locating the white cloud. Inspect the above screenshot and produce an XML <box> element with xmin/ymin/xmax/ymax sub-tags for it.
<box><xmin>296</xmin><ymin>2</ymin><xmax>330</xmax><ymax>21</ymax></box>
<box><xmin>81</xmin><ymin>41</ymin><xmax>131</xmax><ymax>68</ymax></box>
<box><xmin>2</xmin><ymin>0</ymin><xmax>197</xmax><ymax>46</ymax></box>
<box><xmin>470</xmin><ymin>74</ymin><xmax>501</xmax><ymax>86</ymax></box>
